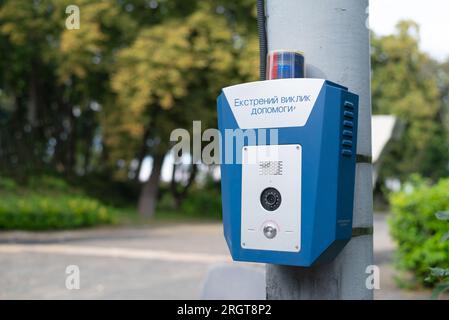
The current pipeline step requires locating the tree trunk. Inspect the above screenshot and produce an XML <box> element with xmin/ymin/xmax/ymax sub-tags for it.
<box><xmin>66</xmin><ymin>111</ymin><xmax>77</xmax><ymax>176</ymax></box>
<box><xmin>28</xmin><ymin>60</ymin><xmax>40</xmax><ymax>127</ymax></box>
<box><xmin>134</xmin><ymin>128</ymin><xmax>150</xmax><ymax>181</ymax></box>
<box><xmin>170</xmin><ymin>164</ymin><xmax>198</xmax><ymax>209</ymax></box>
<box><xmin>83</xmin><ymin>138</ymin><xmax>91</xmax><ymax>174</ymax></box>
<box><xmin>137</xmin><ymin>153</ymin><xmax>164</xmax><ymax>218</ymax></box>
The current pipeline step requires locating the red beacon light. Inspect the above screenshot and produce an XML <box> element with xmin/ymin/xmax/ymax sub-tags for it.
<box><xmin>266</xmin><ymin>50</ymin><xmax>305</xmax><ymax>80</ymax></box>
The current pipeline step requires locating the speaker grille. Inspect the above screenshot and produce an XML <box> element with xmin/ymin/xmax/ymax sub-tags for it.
<box><xmin>259</xmin><ymin>161</ymin><xmax>283</xmax><ymax>176</ymax></box>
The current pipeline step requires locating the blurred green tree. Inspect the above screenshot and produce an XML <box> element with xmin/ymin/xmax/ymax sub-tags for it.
<box><xmin>372</xmin><ymin>21</ymin><xmax>449</xmax><ymax>199</ymax></box>
<box><xmin>0</xmin><ymin>0</ymin><xmax>136</xmax><ymax>176</ymax></box>
<box><xmin>0</xmin><ymin>0</ymin><xmax>258</xmax><ymax>217</ymax></box>
<box><xmin>111</xmin><ymin>2</ymin><xmax>258</xmax><ymax>217</ymax></box>
<box><xmin>0</xmin><ymin>0</ymin><xmax>62</xmax><ymax>175</ymax></box>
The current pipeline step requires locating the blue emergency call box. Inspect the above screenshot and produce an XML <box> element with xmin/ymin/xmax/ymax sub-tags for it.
<box><xmin>217</xmin><ymin>78</ymin><xmax>359</xmax><ymax>267</ymax></box>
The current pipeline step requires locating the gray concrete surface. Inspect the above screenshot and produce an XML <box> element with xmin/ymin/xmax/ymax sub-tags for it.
<box><xmin>0</xmin><ymin>215</ymin><xmax>436</xmax><ymax>299</ymax></box>
<box><xmin>201</xmin><ymin>264</ymin><xmax>265</xmax><ymax>300</ymax></box>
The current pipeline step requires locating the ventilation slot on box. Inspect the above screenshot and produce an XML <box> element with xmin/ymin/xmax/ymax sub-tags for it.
<box><xmin>342</xmin><ymin>101</ymin><xmax>355</xmax><ymax>157</ymax></box>
<box><xmin>259</xmin><ymin>161</ymin><xmax>283</xmax><ymax>176</ymax></box>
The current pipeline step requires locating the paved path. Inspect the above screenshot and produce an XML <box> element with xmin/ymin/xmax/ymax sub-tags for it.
<box><xmin>0</xmin><ymin>223</ymin><xmax>236</xmax><ymax>299</ymax></box>
<box><xmin>0</xmin><ymin>216</ymin><xmax>435</xmax><ymax>299</ymax></box>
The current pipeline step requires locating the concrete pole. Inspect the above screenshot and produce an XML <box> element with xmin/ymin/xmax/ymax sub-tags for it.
<box><xmin>265</xmin><ymin>0</ymin><xmax>373</xmax><ymax>299</ymax></box>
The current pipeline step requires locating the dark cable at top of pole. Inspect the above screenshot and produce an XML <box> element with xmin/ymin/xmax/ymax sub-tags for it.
<box><xmin>257</xmin><ymin>0</ymin><xmax>268</xmax><ymax>81</ymax></box>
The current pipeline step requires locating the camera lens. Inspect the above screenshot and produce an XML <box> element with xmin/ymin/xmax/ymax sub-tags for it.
<box><xmin>266</xmin><ymin>194</ymin><xmax>276</xmax><ymax>205</ymax></box>
<box><xmin>260</xmin><ymin>188</ymin><xmax>282</xmax><ymax>211</ymax></box>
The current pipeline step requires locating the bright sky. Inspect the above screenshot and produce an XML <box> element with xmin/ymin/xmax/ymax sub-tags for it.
<box><xmin>370</xmin><ymin>0</ymin><xmax>449</xmax><ymax>61</ymax></box>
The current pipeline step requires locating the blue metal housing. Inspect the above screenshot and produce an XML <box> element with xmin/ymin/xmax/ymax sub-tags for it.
<box><xmin>217</xmin><ymin>79</ymin><xmax>359</xmax><ymax>267</ymax></box>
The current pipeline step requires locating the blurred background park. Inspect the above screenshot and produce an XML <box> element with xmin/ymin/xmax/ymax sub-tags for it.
<box><xmin>0</xmin><ymin>0</ymin><xmax>449</xmax><ymax>299</ymax></box>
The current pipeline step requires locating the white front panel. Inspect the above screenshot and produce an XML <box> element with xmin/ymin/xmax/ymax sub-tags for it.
<box><xmin>241</xmin><ymin>145</ymin><xmax>301</xmax><ymax>252</ymax></box>
<box><xmin>223</xmin><ymin>78</ymin><xmax>325</xmax><ymax>129</ymax></box>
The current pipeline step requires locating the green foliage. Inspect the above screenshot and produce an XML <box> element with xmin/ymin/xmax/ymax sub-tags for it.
<box><xmin>27</xmin><ymin>175</ymin><xmax>71</xmax><ymax>192</ymax></box>
<box><xmin>157</xmin><ymin>186</ymin><xmax>221</xmax><ymax>220</ymax></box>
<box><xmin>68</xmin><ymin>173</ymin><xmax>140</xmax><ymax>208</ymax></box>
<box><xmin>0</xmin><ymin>176</ymin><xmax>18</xmax><ymax>192</ymax></box>
<box><xmin>0</xmin><ymin>0</ymin><xmax>259</xmax><ymax>182</ymax></box>
<box><xmin>389</xmin><ymin>176</ymin><xmax>449</xmax><ymax>287</ymax></box>
<box><xmin>372</xmin><ymin>21</ymin><xmax>449</xmax><ymax>185</ymax></box>
<box><xmin>0</xmin><ymin>175</ymin><xmax>117</xmax><ymax>230</ymax></box>
<box><xmin>109</xmin><ymin>2</ymin><xmax>258</xmax><ymax>177</ymax></box>
<box><xmin>180</xmin><ymin>188</ymin><xmax>222</xmax><ymax>219</ymax></box>
<box><xmin>426</xmin><ymin>212</ymin><xmax>449</xmax><ymax>299</ymax></box>
<box><xmin>0</xmin><ymin>194</ymin><xmax>116</xmax><ymax>230</ymax></box>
